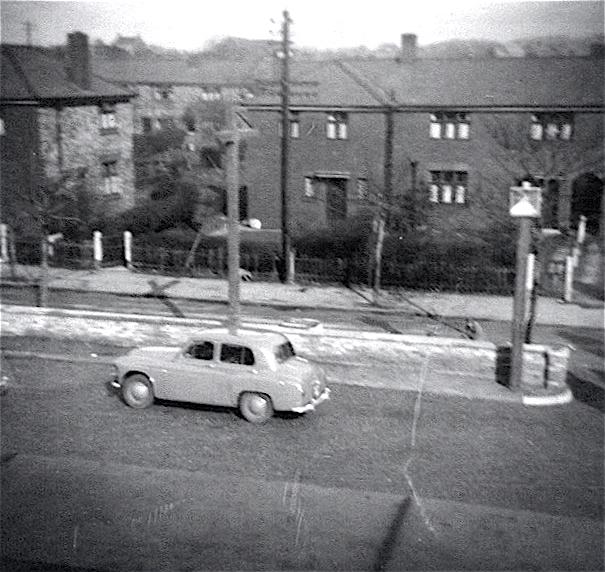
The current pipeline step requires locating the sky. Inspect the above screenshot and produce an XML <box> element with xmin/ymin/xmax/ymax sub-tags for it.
<box><xmin>0</xmin><ymin>0</ymin><xmax>603</xmax><ymax>51</ymax></box>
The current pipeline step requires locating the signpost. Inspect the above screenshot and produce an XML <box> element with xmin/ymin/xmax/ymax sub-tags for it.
<box><xmin>509</xmin><ymin>181</ymin><xmax>542</xmax><ymax>389</ymax></box>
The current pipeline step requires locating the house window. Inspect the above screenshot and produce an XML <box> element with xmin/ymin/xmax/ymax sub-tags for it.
<box><xmin>200</xmin><ymin>87</ymin><xmax>221</xmax><ymax>101</ymax></box>
<box><xmin>429</xmin><ymin>171</ymin><xmax>468</xmax><ymax>204</ymax></box>
<box><xmin>102</xmin><ymin>160</ymin><xmax>120</xmax><ymax>195</ymax></box>
<box><xmin>155</xmin><ymin>86</ymin><xmax>173</xmax><ymax>100</ymax></box>
<box><xmin>429</xmin><ymin>112</ymin><xmax>470</xmax><ymax>140</ymax></box>
<box><xmin>290</xmin><ymin>112</ymin><xmax>300</xmax><ymax>138</ymax></box>
<box><xmin>100</xmin><ymin>104</ymin><xmax>117</xmax><ymax>131</ymax></box>
<box><xmin>530</xmin><ymin>113</ymin><xmax>573</xmax><ymax>141</ymax></box>
<box><xmin>357</xmin><ymin>177</ymin><xmax>369</xmax><ymax>200</ymax></box>
<box><xmin>278</xmin><ymin>113</ymin><xmax>301</xmax><ymax>138</ymax></box>
<box><xmin>142</xmin><ymin>117</ymin><xmax>152</xmax><ymax>133</ymax></box>
<box><xmin>157</xmin><ymin>117</ymin><xmax>175</xmax><ymax>131</ymax></box>
<box><xmin>327</xmin><ymin>112</ymin><xmax>348</xmax><ymax>140</ymax></box>
<box><xmin>304</xmin><ymin>176</ymin><xmax>317</xmax><ymax>198</ymax></box>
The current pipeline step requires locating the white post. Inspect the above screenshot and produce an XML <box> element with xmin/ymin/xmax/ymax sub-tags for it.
<box><xmin>93</xmin><ymin>230</ymin><xmax>103</xmax><ymax>270</ymax></box>
<box><xmin>526</xmin><ymin>253</ymin><xmax>535</xmax><ymax>292</ymax></box>
<box><xmin>564</xmin><ymin>255</ymin><xmax>574</xmax><ymax>302</ymax></box>
<box><xmin>0</xmin><ymin>223</ymin><xmax>8</xmax><ymax>261</ymax></box>
<box><xmin>123</xmin><ymin>231</ymin><xmax>132</xmax><ymax>269</ymax></box>
<box><xmin>577</xmin><ymin>215</ymin><xmax>587</xmax><ymax>245</ymax></box>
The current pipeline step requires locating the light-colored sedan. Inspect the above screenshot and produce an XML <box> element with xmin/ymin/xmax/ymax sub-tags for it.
<box><xmin>112</xmin><ymin>328</ymin><xmax>330</xmax><ymax>423</ymax></box>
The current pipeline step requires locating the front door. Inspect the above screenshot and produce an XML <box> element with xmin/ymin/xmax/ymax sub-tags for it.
<box><xmin>325</xmin><ymin>178</ymin><xmax>347</xmax><ymax>223</ymax></box>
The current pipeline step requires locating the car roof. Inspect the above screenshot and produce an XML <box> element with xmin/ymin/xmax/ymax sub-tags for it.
<box><xmin>187</xmin><ymin>328</ymin><xmax>289</xmax><ymax>347</ymax></box>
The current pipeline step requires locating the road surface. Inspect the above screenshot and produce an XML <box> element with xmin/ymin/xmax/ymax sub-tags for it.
<box><xmin>1</xmin><ymin>337</ymin><xmax>603</xmax><ymax>570</ymax></box>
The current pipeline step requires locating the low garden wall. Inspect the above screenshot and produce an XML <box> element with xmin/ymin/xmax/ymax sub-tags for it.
<box><xmin>2</xmin><ymin>305</ymin><xmax>569</xmax><ymax>392</ymax></box>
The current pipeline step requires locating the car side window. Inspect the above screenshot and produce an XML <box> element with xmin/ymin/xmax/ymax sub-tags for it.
<box><xmin>220</xmin><ymin>344</ymin><xmax>255</xmax><ymax>366</ymax></box>
<box><xmin>187</xmin><ymin>341</ymin><xmax>214</xmax><ymax>360</ymax></box>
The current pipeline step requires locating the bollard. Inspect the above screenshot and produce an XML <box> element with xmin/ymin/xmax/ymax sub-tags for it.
<box><xmin>93</xmin><ymin>231</ymin><xmax>103</xmax><ymax>270</ymax></box>
<box><xmin>123</xmin><ymin>231</ymin><xmax>132</xmax><ymax>269</ymax></box>
<box><xmin>564</xmin><ymin>255</ymin><xmax>574</xmax><ymax>302</ymax></box>
<box><xmin>0</xmin><ymin>223</ymin><xmax>8</xmax><ymax>261</ymax></box>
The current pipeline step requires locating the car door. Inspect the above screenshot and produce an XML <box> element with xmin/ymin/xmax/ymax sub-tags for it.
<box><xmin>214</xmin><ymin>342</ymin><xmax>259</xmax><ymax>404</ymax></box>
<box><xmin>165</xmin><ymin>341</ymin><xmax>225</xmax><ymax>405</ymax></box>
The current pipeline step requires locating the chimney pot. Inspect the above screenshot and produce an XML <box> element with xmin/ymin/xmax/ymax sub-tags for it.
<box><xmin>400</xmin><ymin>33</ymin><xmax>417</xmax><ymax>61</ymax></box>
<box><xmin>66</xmin><ymin>32</ymin><xmax>91</xmax><ymax>90</ymax></box>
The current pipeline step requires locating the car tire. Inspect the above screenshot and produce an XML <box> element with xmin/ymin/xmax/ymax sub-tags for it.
<box><xmin>239</xmin><ymin>392</ymin><xmax>274</xmax><ymax>424</ymax></box>
<box><xmin>122</xmin><ymin>374</ymin><xmax>154</xmax><ymax>409</ymax></box>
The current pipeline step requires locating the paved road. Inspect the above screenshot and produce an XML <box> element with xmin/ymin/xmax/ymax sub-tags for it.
<box><xmin>1</xmin><ymin>339</ymin><xmax>603</xmax><ymax>570</ymax></box>
<box><xmin>3</xmin><ymin>285</ymin><xmax>604</xmax><ymax>398</ymax></box>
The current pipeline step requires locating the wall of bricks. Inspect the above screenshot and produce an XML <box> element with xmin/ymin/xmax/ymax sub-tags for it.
<box><xmin>244</xmin><ymin>108</ymin><xmax>603</xmax><ymax>234</ymax></box>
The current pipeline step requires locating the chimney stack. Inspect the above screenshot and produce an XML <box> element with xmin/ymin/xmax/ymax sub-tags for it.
<box><xmin>66</xmin><ymin>32</ymin><xmax>90</xmax><ymax>90</ymax></box>
<box><xmin>400</xmin><ymin>33</ymin><xmax>417</xmax><ymax>62</ymax></box>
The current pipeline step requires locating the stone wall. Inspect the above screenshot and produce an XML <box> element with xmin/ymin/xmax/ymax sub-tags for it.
<box><xmin>37</xmin><ymin>102</ymin><xmax>135</xmax><ymax>215</ymax></box>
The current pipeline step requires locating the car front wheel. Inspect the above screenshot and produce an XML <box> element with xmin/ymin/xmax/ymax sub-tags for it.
<box><xmin>122</xmin><ymin>374</ymin><xmax>154</xmax><ymax>409</ymax></box>
<box><xmin>239</xmin><ymin>392</ymin><xmax>274</xmax><ymax>424</ymax></box>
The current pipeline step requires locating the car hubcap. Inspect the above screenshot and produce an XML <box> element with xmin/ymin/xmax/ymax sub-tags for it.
<box><xmin>248</xmin><ymin>395</ymin><xmax>268</xmax><ymax>416</ymax></box>
<box><xmin>130</xmin><ymin>381</ymin><xmax>149</xmax><ymax>403</ymax></box>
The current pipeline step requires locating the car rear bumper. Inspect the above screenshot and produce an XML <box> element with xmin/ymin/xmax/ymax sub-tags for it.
<box><xmin>291</xmin><ymin>387</ymin><xmax>331</xmax><ymax>413</ymax></box>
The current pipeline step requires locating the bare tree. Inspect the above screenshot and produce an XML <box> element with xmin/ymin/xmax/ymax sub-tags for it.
<box><xmin>480</xmin><ymin>113</ymin><xmax>604</xmax><ymax>341</ymax></box>
<box><xmin>10</xmin><ymin>168</ymin><xmax>89</xmax><ymax>306</ymax></box>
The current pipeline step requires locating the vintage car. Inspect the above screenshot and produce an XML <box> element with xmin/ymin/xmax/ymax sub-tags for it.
<box><xmin>112</xmin><ymin>328</ymin><xmax>330</xmax><ymax>423</ymax></box>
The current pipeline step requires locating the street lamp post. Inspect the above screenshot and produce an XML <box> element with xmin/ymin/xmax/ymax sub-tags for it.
<box><xmin>509</xmin><ymin>180</ymin><xmax>542</xmax><ymax>389</ymax></box>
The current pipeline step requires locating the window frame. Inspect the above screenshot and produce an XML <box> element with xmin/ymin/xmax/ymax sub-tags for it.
<box><xmin>530</xmin><ymin>113</ymin><xmax>574</xmax><ymax>141</ymax></box>
<box><xmin>99</xmin><ymin>103</ymin><xmax>118</xmax><ymax>132</ymax></box>
<box><xmin>101</xmin><ymin>160</ymin><xmax>120</xmax><ymax>195</ymax></box>
<box><xmin>185</xmin><ymin>341</ymin><xmax>215</xmax><ymax>361</ymax></box>
<box><xmin>219</xmin><ymin>343</ymin><xmax>255</xmax><ymax>366</ymax></box>
<box><xmin>326</xmin><ymin>112</ymin><xmax>348</xmax><ymax>140</ymax></box>
<box><xmin>429</xmin><ymin>112</ymin><xmax>470</xmax><ymax>140</ymax></box>
<box><xmin>428</xmin><ymin>170</ymin><xmax>469</xmax><ymax>205</ymax></box>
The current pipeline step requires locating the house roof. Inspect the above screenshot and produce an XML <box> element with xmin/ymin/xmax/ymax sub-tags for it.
<box><xmin>345</xmin><ymin>56</ymin><xmax>605</xmax><ymax>108</ymax></box>
<box><xmin>93</xmin><ymin>56</ymin><xmax>265</xmax><ymax>86</ymax></box>
<box><xmin>1</xmin><ymin>44</ymin><xmax>134</xmax><ymax>104</ymax></box>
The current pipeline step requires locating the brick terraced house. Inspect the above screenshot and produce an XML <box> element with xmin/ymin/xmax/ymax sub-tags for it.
<box><xmin>243</xmin><ymin>35</ymin><xmax>604</xmax><ymax>237</ymax></box>
<box><xmin>0</xmin><ymin>32</ymin><xmax>136</xmax><ymax>233</ymax></box>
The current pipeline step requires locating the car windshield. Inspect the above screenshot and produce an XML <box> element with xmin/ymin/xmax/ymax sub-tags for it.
<box><xmin>274</xmin><ymin>341</ymin><xmax>296</xmax><ymax>363</ymax></box>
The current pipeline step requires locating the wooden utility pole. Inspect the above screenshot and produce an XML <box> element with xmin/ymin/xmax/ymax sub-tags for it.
<box><xmin>279</xmin><ymin>9</ymin><xmax>293</xmax><ymax>283</ymax></box>
<box><xmin>372</xmin><ymin>107</ymin><xmax>394</xmax><ymax>300</ymax></box>
<box><xmin>218</xmin><ymin>96</ymin><xmax>257</xmax><ymax>334</ymax></box>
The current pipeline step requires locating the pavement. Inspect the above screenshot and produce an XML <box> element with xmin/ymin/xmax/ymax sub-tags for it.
<box><xmin>1</xmin><ymin>262</ymin><xmax>603</xmax><ymax>329</ymax></box>
<box><xmin>1</xmin><ymin>262</ymin><xmax>603</xmax><ymax>407</ymax></box>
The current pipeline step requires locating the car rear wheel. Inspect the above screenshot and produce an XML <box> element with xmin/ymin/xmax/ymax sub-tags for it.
<box><xmin>239</xmin><ymin>392</ymin><xmax>274</xmax><ymax>424</ymax></box>
<box><xmin>122</xmin><ymin>374</ymin><xmax>154</xmax><ymax>409</ymax></box>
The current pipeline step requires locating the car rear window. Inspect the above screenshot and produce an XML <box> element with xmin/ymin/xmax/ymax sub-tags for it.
<box><xmin>220</xmin><ymin>343</ymin><xmax>255</xmax><ymax>366</ymax></box>
<box><xmin>274</xmin><ymin>341</ymin><xmax>296</xmax><ymax>363</ymax></box>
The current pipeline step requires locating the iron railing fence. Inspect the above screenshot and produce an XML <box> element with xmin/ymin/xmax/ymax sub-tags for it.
<box><xmin>10</xmin><ymin>237</ymin><xmax>525</xmax><ymax>296</ymax></box>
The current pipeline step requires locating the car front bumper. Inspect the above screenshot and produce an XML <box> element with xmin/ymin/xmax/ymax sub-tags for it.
<box><xmin>291</xmin><ymin>387</ymin><xmax>331</xmax><ymax>413</ymax></box>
